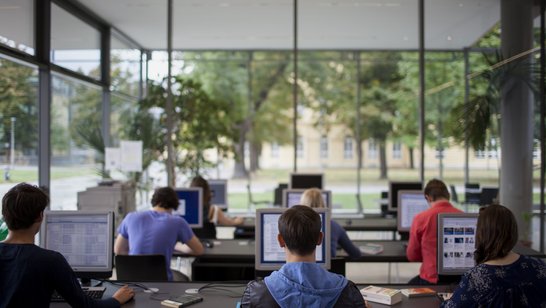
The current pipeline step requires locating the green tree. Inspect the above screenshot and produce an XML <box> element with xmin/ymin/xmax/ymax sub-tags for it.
<box><xmin>0</xmin><ymin>59</ymin><xmax>38</xmax><ymax>159</ymax></box>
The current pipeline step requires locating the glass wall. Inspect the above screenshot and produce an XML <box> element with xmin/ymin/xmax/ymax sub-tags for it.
<box><xmin>0</xmin><ymin>55</ymin><xmax>39</xmax><ymax>197</ymax></box>
<box><xmin>0</xmin><ymin>0</ymin><xmax>34</xmax><ymax>55</ymax></box>
<box><xmin>50</xmin><ymin>74</ymin><xmax>102</xmax><ymax>210</ymax></box>
<box><xmin>51</xmin><ymin>3</ymin><xmax>101</xmax><ymax>78</ymax></box>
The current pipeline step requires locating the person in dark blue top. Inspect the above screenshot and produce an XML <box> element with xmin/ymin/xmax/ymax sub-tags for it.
<box><xmin>300</xmin><ymin>188</ymin><xmax>361</xmax><ymax>259</ymax></box>
<box><xmin>0</xmin><ymin>183</ymin><xmax>135</xmax><ymax>308</ymax></box>
<box><xmin>441</xmin><ymin>204</ymin><xmax>546</xmax><ymax>308</ymax></box>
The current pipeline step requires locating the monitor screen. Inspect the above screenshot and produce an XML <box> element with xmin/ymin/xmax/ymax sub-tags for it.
<box><xmin>209</xmin><ymin>179</ymin><xmax>228</xmax><ymax>209</ymax></box>
<box><xmin>290</xmin><ymin>173</ymin><xmax>323</xmax><ymax>190</ymax></box>
<box><xmin>40</xmin><ymin>211</ymin><xmax>114</xmax><ymax>280</ymax></box>
<box><xmin>173</xmin><ymin>188</ymin><xmax>203</xmax><ymax>228</ymax></box>
<box><xmin>437</xmin><ymin>213</ymin><xmax>478</xmax><ymax>275</ymax></box>
<box><xmin>397</xmin><ymin>190</ymin><xmax>429</xmax><ymax>232</ymax></box>
<box><xmin>282</xmin><ymin>189</ymin><xmax>332</xmax><ymax>209</ymax></box>
<box><xmin>255</xmin><ymin>208</ymin><xmax>331</xmax><ymax>271</ymax></box>
<box><xmin>388</xmin><ymin>181</ymin><xmax>422</xmax><ymax>212</ymax></box>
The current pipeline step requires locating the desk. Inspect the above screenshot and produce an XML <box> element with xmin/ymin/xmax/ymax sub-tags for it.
<box><xmin>50</xmin><ymin>281</ymin><xmax>245</xmax><ymax>308</ymax></box>
<box><xmin>50</xmin><ymin>281</ymin><xmax>453</xmax><ymax>308</ymax></box>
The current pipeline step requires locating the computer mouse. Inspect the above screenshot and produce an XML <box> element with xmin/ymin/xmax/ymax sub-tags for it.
<box><xmin>203</xmin><ymin>240</ymin><xmax>214</xmax><ymax>248</ymax></box>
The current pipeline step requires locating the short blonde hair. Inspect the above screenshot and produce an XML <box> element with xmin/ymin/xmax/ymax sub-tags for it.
<box><xmin>300</xmin><ymin>188</ymin><xmax>325</xmax><ymax>209</ymax></box>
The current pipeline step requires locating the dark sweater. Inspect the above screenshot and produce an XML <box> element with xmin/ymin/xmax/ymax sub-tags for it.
<box><xmin>0</xmin><ymin>243</ymin><xmax>119</xmax><ymax>308</ymax></box>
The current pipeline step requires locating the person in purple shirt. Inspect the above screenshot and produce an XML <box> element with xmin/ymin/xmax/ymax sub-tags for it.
<box><xmin>300</xmin><ymin>188</ymin><xmax>361</xmax><ymax>259</ymax></box>
<box><xmin>114</xmin><ymin>187</ymin><xmax>204</xmax><ymax>281</ymax></box>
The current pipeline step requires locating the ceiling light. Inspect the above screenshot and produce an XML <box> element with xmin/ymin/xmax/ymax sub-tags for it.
<box><xmin>447</xmin><ymin>36</ymin><xmax>452</xmax><ymax>41</ymax></box>
<box><xmin>0</xmin><ymin>6</ymin><xmax>20</xmax><ymax>10</ymax></box>
<box><xmin>403</xmin><ymin>36</ymin><xmax>409</xmax><ymax>41</ymax></box>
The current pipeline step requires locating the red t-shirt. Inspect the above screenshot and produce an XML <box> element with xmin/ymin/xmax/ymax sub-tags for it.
<box><xmin>406</xmin><ymin>200</ymin><xmax>462</xmax><ymax>283</ymax></box>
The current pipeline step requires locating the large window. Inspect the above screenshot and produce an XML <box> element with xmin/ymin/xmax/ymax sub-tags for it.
<box><xmin>0</xmin><ymin>0</ymin><xmax>34</xmax><ymax>55</ymax></box>
<box><xmin>51</xmin><ymin>3</ymin><xmax>101</xmax><ymax>79</ymax></box>
<box><xmin>50</xmin><ymin>74</ymin><xmax>102</xmax><ymax>210</ymax></box>
<box><xmin>0</xmin><ymin>55</ymin><xmax>38</xmax><ymax>197</ymax></box>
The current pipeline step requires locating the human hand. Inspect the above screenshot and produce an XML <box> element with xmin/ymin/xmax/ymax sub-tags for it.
<box><xmin>112</xmin><ymin>285</ymin><xmax>135</xmax><ymax>304</ymax></box>
<box><xmin>233</xmin><ymin>216</ymin><xmax>244</xmax><ymax>225</ymax></box>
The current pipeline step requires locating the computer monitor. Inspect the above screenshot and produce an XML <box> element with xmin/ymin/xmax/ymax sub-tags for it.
<box><xmin>40</xmin><ymin>211</ymin><xmax>114</xmax><ymax>280</ymax></box>
<box><xmin>255</xmin><ymin>208</ymin><xmax>331</xmax><ymax>271</ymax></box>
<box><xmin>282</xmin><ymin>189</ymin><xmax>332</xmax><ymax>209</ymax></box>
<box><xmin>290</xmin><ymin>173</ymin><xmax>324</xmax><ymax>190</ymax></box>
<box><xmin>397</xmin><ymin>190</ymin><xmax>429</xmax><ymax>232</ymax></box>
<box><xmin>479</xmin><ymin>187</ymin><xmax>499</xmax><ymax>206</ymax></box>
<box><xmin>388</xmin><ymin>181</ymin><xmax>422</xmax><ymax>212</ymax></box>
<box><xmin>437</xmin><ymin>213</ymin><xmax>478</xmax><ymax>276</ymax></box>
<box><xmin>208</xmin><ymin>179</ymin><xmax>228</xmax><ymax>209</ymax></box>
<box><xmin>173</xmin><ymin>187</ymin><xmax>203</xmax><ymax>228</ymax></box>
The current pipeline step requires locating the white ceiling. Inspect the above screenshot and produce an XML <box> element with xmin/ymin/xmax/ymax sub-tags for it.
<box><xmin>78</xmin><ymin>0</ymin><xmax>500</xmax><ymax>50</ymax></box>
<box><xmin>0</xmin><ymin>0</ymin><xmax>501</xmax><ymax>51</ymax></box>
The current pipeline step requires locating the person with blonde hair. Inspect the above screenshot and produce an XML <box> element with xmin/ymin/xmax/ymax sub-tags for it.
<box><xmin>300</xmin><ymin>188</ymin><xmax>361</xmax><ymax>258</ymax></box>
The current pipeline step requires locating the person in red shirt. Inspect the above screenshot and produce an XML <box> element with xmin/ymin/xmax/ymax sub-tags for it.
<box><xmin>406</xmin><ymin>179</ymin><xmax>462</xmax><ymax>284</ymax></box>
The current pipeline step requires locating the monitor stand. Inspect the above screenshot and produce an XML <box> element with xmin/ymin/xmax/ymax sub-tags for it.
<box><xmin>78</xmin><ymin>278</ymin><xmax>102</xmax><ymax>287</ymax></box>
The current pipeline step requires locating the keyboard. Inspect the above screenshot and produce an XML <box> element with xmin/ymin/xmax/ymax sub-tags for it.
<box><xmin>51</xmin><ymin>286</ymin><xmax>106</xmax><ymax>302</ymax></box>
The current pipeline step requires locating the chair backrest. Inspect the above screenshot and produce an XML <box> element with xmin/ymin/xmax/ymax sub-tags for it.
<box><xmin>464</xmin><ymin>183</ymin><xmax>481</xmax><ymax>204</ymax></box>
<box><xmin>115</xmin><ymin>254</ymin><xmax>168</xmax><ymax>281</ymax></box>
<box><xmin>479</xmin><ymin>187</ymin><xmax>499</xmax><ymax>206</ymax></box>
<box><xmin>449</xmin><ymin>185</ymin><xmax>459</xmax><ymax>203</ymax></box>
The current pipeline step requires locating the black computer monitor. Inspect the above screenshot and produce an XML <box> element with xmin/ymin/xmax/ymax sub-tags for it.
<box><xmin>479</xmin><ymin>187</ymin><xmax>499</xmax><ymax>206</ymax></box>
<box><xmin>397</xmin><ymin>190</ymin><xmax>429</xmax><ymax>232</ymax></box>
<box><xmin>437</xmin><ymin>213</ymin><xmax>478</xmax><ymax>276</ymax></box>
<box><xmin>40</xmin><ymin>211</ymin><xmax>114</xmax><ymax>280</ymax></box>
<box><xmin>208</xmin><ymin>179</ymin><xmax>228</xmax><ymax>209</ymax></box>
<box><xmin>388</xmin><ymin>181</ymin><xmax>422</xmax><ymax>212</ymax></box>
<box><xmin>173</xmin><ymin>187</ymin><xmax>203</xmax><ymax>228</ymax></box>
<box><xmin>255</xmin><ymin>208</ymin><xmax>331</xmax><ymax>271</ymax></box>
<box><xmin>282</xmin><ymin>189</ymin><xmax>332</xmax><ymax>208</ymax></box>
<box><xmin>290</xmin><ymin>173</ymin><xmax>323</xmax><ymax>190</ymax></box>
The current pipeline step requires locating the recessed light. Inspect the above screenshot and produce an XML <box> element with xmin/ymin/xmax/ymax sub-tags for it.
<box><xmin>447</xmin><ymin>36</ymin><xmax>452</xmax><ymax>41</ymax></box>
<box><xmin>403</xmin><ymin>36</ymin><xmax>409</xmax><ymax>41</ymax></box>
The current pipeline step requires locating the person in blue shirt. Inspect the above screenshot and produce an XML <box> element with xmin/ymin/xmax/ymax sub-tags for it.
<box><xmin>441</xmin><ymin>204</ymin><xmax>546</xmax><ymax>307</ymax></box>
<box><xmin>241</xmin><ymin>205</ymin><xmax>366</xmax><ymax>307</ymax></box>
<box><xmin>300</xmin><ymin>188</ymin><xmax>361</xmax><ymax>259</ymax></box>
<box><xmin>114</xmin><ymin>186</ymin><xmax>204</xmax><ymax>281</ymax></box>
<box><xmin>0</xmin><ymin>182</ymin><xmax>135</xmax><ymax>308</ymax></box>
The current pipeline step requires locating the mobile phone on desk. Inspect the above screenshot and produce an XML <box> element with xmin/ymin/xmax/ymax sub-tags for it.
<box><xmin>161</xmin><ymin>294</ymin><xmax>203</xmax><ymax>307</ymax></box>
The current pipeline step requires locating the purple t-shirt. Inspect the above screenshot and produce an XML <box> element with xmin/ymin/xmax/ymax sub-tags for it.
<box><xmin>117</xmin><ymin>210</ymin><xmax>194</xmax><ymax>280</ymax></box>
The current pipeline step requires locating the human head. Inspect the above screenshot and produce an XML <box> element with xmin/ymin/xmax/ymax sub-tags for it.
<box><xmin>278</xmin><ymin>205</ymin><xmax>322</xmax><ymax>256</ymax></box>
<box><xmin>300</xmin><ymin>188</ymin><xmax>325</xmax><ymax>209</ymax></box>
<box><xmin>190</xmin><ymin>176</ymin><xmax>211</xmax><ymax>205</ymax></box>
<box><xmin>2</xmin><ymin>183</ymin><xmax>49</xmax><ymax>231</ymax></box>
<box><xmin>423</xmin><ymin>179</ymin><xmax>450</xmax><ymax>202</ymax></box>
<box><xmin>151</xmin><ymin>187</ymin><xmax>180</xmax><ymax>210</ymax></box>
<box><xmin>474</xmin><ymin>204</ymin><xmax>518</xmax><ymax>264</ymax></box>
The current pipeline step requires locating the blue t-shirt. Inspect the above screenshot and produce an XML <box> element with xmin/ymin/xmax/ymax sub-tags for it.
<box><xmin>441</xmin><ymin>255</ymin><xmax>546</xmax><ymax>308</ymax></box>
<box><xmin>330</xmin><ymin>220</ymin><xmax>361</xmax><ymax>258</ymax></box>
<box><xmin>117</xmin><ymin>210</ymin><xmax>194</xmax><ymax>280</ymax></box>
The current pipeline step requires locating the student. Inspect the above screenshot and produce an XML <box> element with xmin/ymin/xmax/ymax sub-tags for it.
<box><xmin>441</xmin><ymin>204</ymin><xmax>546</xmax><ymax>307</ymax></box>
<box><xmin>114</xmin><ymin>186</ymin><xmax>204</xmax><ymax>281</ymax></box>
<box><xmin>300</xmin><ymin>188</ymin><xmax>361</xmax><ymax>259</ymax></box>
<box><xmin>241</xmin><ymin>205</ymin><xmax>366</xmax><ymax>307</ymax></box>
<box><xmin>0</xmin><ymin>183</ymin><xmax>135</xmax><ymax>307</ymax></box>
<box><xmin>406</xmin><ymin>178</ymin><xmax>462</xmax><ymax>284</ymax></box>
<box><xmin>190</xmin><ymin>176</ymin><xmax>243</xmax><ymax>239</ymax></box>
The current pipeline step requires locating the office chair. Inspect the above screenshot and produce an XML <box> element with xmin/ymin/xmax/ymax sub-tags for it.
<box><xmin>464</xmin><ymin>183</ymin><xmax>481</xmax><ymax>204</ymax></box>
<box><xmin>115</xmin><ymin>254</ymin><xmax>169</xmax><ymax>281</ymax></box>
<box><xmin>479</xmin><ymin>187</ymin><xmax>499</xmax><ymax>206</ymax></box>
